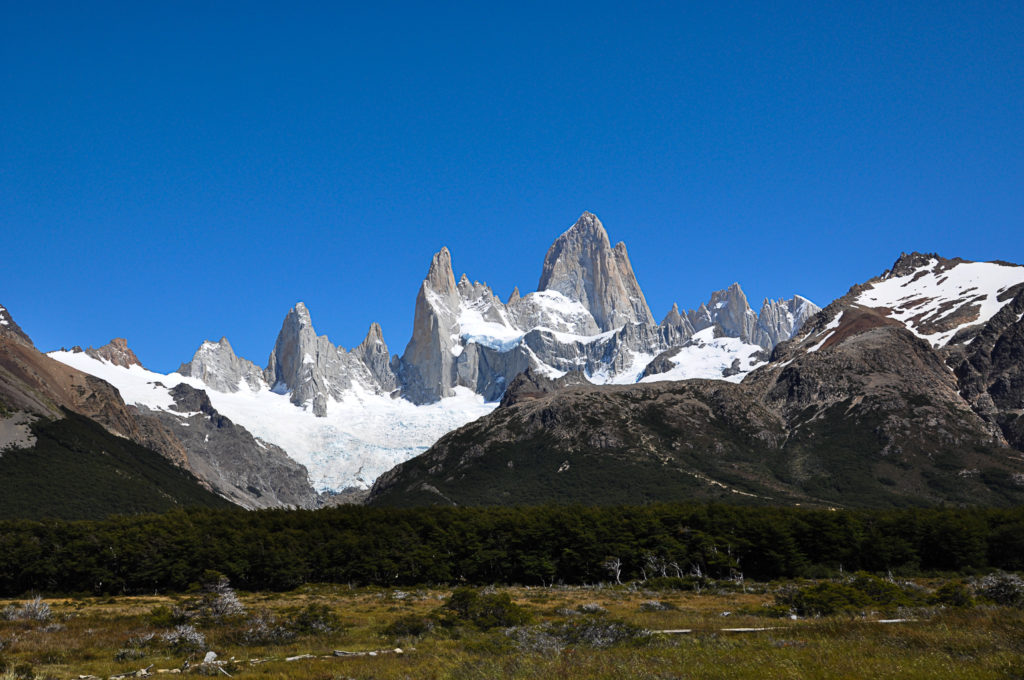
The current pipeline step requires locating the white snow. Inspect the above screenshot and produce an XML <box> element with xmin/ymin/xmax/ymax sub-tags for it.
<box><xmin>49</xmin><ymin>351</ymin><xmax>496</xmax><ymax>493</ymax></box>
<box><xmin>806</xmin><ymin>312</ymin><xmax>845</xmax><ymax>353</ymax></box>
<box><xmin>457</xmin><ymin>306</ymin><xmax>523</xmax><ymax>351</ymax></box>
<box><xmin>639</xmin><ymin>328</ymin><xmax>766</xmax><ymax>384</ymax></box>
<box><xmin>856</xmin><ymin>260</ymin><xmax>1024</xmax><ymax>347</ymax></box>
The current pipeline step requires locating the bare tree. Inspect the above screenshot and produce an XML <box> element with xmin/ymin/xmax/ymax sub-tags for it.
<box><xmin>602</xmin><ymin>557</ymin><xmax>623</xmax><ymax>584</ymax></box>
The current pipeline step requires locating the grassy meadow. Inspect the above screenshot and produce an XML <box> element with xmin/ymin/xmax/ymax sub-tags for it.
<box><xmin>1</xmin><ymin>577</ymin><xmax>1022</xmax><ymax>680</ymax></box>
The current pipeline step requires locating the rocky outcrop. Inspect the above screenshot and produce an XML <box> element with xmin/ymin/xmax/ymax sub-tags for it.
<box><xmin>136</xmin><ymin>383</ymin><xmax>319</xmax><ymax>509</ymax></box>
<box><xmin>658</xmin><ymin>303</ymin><xmax>695</xmax><ymax>346</ymax></box>
<box><xmin>178</xmin><ymin>337</ymin><xmax>267</xmax><ymax>392</ymax></box>
<box><xmin>951</xmin><ymin>287</ymin><xmax>1024</xmax><ymax>450</ymax></box>
<box><xmin>84</xmin><ymin>338</ymin><xmax>143</xmax><ymax>368</ymax></box>
<box><xmin>752</xmin><ymin>296</ymin><xmax>821</xmax><ymax>349</ymax></box>
<box><xmin>265</xmin><ymin>302</ymin><xmax>396</xmax><ymax>416</ymax></box>
<box><xmin>537</xmin><ymin>212</ymin><xmax>654</xmax><ymax>331</ymax></box>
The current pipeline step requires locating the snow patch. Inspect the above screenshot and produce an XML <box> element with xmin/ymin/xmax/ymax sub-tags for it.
<box><xmin>640</xmin><ymin>328</ymin><xmax>766</xmax><ymax>384</ymax></box>
<box><xmin>856</xmin><ymin>261</ymin><xmax>1024</xmax><ymax>346</ymax></box>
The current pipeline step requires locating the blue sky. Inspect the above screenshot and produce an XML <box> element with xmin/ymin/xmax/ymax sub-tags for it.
<box><xmin>3</xmin><ymin>1</ymin><xmax>1022</xmax><ymax>373</ymax></box>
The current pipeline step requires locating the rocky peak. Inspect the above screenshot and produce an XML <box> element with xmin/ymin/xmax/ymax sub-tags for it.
<box><xmin>178</xmin><ymin>336</ymin><xmax>266</xmax><ymax>393</ymax></box>
<box><xmin>884</xmin><ymin>252</ymin><xmax>950</xmax><ymax>279</ymax></box>
<box><xmin>688</xmin><ymin>303</ymin><xmax>714</xmax><ymax>332</ymax></box>
<box><xmin>425</xmin><ymin>247</ymin><xmax>459</xmax><ymax>296</ymax></box>
<box><xmin>84</xmin><ymin>338</ymin><xmax>143</xmax><ymax>368</ymax></box>
<box><xmin>507</xmin><ymin>286</ymin><xmax>521</xmax><ymax>304</ymax></box>
<box><xmin>399</xmin><ymin>248</ymin><xmax>466</xmax><ymax>404</ymax></box>
<box><xmin>0</xmin><ymin>303</ymin><xmax>33</xmax><ymax>346</ymax></box>
<box><xmin>659</xmin><ymin>303</ymin><xmax>694</xmax><ymax>346</ymax></box>
<box><xmin>705</xmin><ymin>283</ymin><xmax>758</xmax><ymax>342</ymax></box>
<box><xmin>752</xmin><ymin>296</ymin><xmax>822</xmax><ymax>350</ymax></box>
<box><xmin>662</xmin><ymin>303</ymin><xmax>684</xmax><ymax>327</ymax></box>
<box><xmin>356</xmin><ymin>322</ymin><xmax>397</xmax><ymax>393</ymax></box>
<box><xmin>536</xmin><ymin>211</ymin><xmax>654</xmax><ymax>331</ymax></box>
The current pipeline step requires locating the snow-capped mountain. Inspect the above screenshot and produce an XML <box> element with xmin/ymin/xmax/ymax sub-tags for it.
<box><xmin>49</xmin><ymin>211</ymin><xmax>819</xmax><ymax>494</ymax></box>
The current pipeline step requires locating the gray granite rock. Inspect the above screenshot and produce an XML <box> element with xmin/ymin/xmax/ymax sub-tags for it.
<box><xmin>537</xmin><ymin>212</ymin><xmax>654</xmax><ymax>331</ymax></box>
<box><xmin>178</xmin><ymin>337</ymin><xmax>266</xmax><ymax>392</ymax></box>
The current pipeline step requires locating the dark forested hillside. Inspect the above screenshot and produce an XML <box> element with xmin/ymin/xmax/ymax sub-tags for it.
<box><xmin>0</xmin><ymin>409</ymin><xmax>231</xmax><ymax>520</ymax></box>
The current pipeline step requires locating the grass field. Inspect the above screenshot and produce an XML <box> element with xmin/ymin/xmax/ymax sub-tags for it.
<box><xmin>1</xmin><ymin>579</ymin><xmax>1022</xmax><ymax>680</ymax></box>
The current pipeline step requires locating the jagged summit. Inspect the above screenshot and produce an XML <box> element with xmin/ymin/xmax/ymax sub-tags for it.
<box><xmin>178</xmin><ymin>335</ymin><xmax>265</xmax><ymax>393</ymax></box>
<box><xmin>537</xmin><ymin>212</ymin><xmax>654</xmax><ymax>331</ymax></box>
<box><xmin>82</xmin><ymin>338</ymin><xmax>143</xmax><ymax>369</ymax></box>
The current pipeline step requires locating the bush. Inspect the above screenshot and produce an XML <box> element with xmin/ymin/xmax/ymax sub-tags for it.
<box><xmin>776</xmin><ymin>582</ymin><xmax>872</xmax><ymax>617</ymax></box>
<box><xmin>774</xmin><ymin>573</ymin><xmax>922</xmax><ymax>617</ymax></box>
<box><xmin>548</xmin><ymin>615</ymin><xmax>648</xmax><ymax>648</ymax></box>
<box><xmin>972</xmin><ymin>571</ymin><xmax>1024</xmax><ymax>607</ymax></box>
<box><xmin>12</xmin><ymin>663</ymin><xmax>34</xmax><ymax>680</ymax></box>
<box><xmin>931</xmin><ymin>581</ymin><xmax>974</xmax><ymax>608</ymax></box>
<box><xmin>639</xmin><ymin>600</ymin><xmax>675</xmax><ymax>612</ymax></box>
<box><xmin>286</xmin><ymin>603</ymin><xmax>339</xmax><ymax>634</ymax></box>
<box><xmin>383</xmin><ymin>614</ymin><xmax>434</xmax><ymax>639</ymax></box>
<box><xmin>440</xmin><ymin>587</ymin><xmax>530</xmax><ymax>630</ymax></box>
<box><xmin>161</xmin><ymin>624</ymin><xmax>206</xmax><ymax>653</ymax></box>
<box><xmin>240</xmin><ymin>609</ymin><xmax>295</xmax><ymax>645</ymax></box>
<box><xmin>1</xmin><ymin>597</ymin><xmax>51</xmax><ymax>623</ymax></box>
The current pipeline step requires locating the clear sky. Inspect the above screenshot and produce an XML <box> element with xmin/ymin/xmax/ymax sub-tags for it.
<box><xmin>3</xmin><ymin>1</ymin><xmax>1022</xmax><ymax>373</ymax></box>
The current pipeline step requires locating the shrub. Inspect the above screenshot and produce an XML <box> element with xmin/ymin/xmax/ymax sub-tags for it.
<box><xmin>12</xmin><ymin>663</ymin><xmax>34</xmax><ymax>680</ymax></box>
<box><xmin>161</xmin><ymin>624</ymin><xmax>206</xmax><ymax>653</ymax></box>
<box><xmin>240</xmin><ymin>609</ymin><xmax>295</xmax><ymax>645</ymax></box>
<box><xmin>383</xmin><ymin>614</ymin><xmax>434</xmax><ymax>639</ymax></box>
<box><xmin>639</xmin><ymin>600</ymin><xmax>674</xmax><ymax>612</ymax></box>
<box><xmin>774</xmin><ymin>573</ymin><xmax>923</xmax><ymax>617</ymax></box>
<box><xmin>549</xmin><ymin>615</ymin><xmax>648</xmax><ymax>648</ymax></box>
<box><xmin>194</xmin><ymin>575</ymin><xmax>245</xmax><ymax>621</ymax></box>
<box><xmin>931</xmin><ymin>581</ymin><xmax>974</xmax><ymax>608</ymax></box>
<box><xmin>1</xmin><ymin>597</ymin><xmax>51</xmax><ymax>623</ymax></box>
<box><xmin>775</xmin><ymin>582</ymin><xmax>873</xmax><ymax>616</ymax></box>
<box><xmin>972</xmin><ymin>571</ymin><xmax>1024</xmax><ymax>607</ymax></box>
<box><xmin>440</xmin><ymin>587</ymin><xmax>530</xmax><ymax>630</ymax></box>
<box><xmin>286</xmin><ymin>603</ymin><xmax>339</xmax><ymax>634</ymax></box>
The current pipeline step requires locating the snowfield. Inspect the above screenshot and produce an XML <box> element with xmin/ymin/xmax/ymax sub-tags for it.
<box><xmin>639</xmin><ymin>327</ymin><xmax>767</xmax><ymax>384</ymax></box>
<box><xmin>857</xmin><ymin>259</ymin><xmax>1024</xmax><ymax>347</ymax></box>
<box><xmin>49</xmin><ymin>351</ymin><xmax>496</xmax><ymax>492</ymax></box>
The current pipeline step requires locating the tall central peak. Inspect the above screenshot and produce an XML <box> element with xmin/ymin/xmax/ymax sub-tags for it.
<box><xmin>537</xmin><ymin>211</ymin><xmax>654</xmax><ymax>331</ymax></box>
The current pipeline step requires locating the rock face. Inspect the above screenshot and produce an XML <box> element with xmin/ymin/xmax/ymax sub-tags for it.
<box><xmin>135</xmin><ymin>383</ymin><xmax>319</xmax><ymax>509</ymax></box>
<box><xmin>264</xmin><ymin>302</ymin><xmax>397</xmax><ymax>415</ymax></box>
<box><xmin>397</xmin><ymin>248</ymin><xmax>463</xmax><ymax>404</ymax></box>
<box><xmin>178</xmin><ymin>337</ymin><xmax>266</xmax><ymax>393</ymax></box>
<box><xmin>537</xmin><ymin>211</ymin><xmax>654</xmax><ymax>331</ymax></box>
<box><xmin>84</xmin><ymin>338</ymin><xmax>142</xmax><ymax>368</ymax></box>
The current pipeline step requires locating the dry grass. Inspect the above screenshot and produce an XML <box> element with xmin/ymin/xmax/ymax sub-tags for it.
<box><xmin>0</xmin><ymin>584</ymin><xmax>1021</xmax><ymax>680</ymax></box>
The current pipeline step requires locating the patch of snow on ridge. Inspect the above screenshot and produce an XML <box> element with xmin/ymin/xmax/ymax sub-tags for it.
<box><xmin>807</xmin><ymin>312</ymin><xmax>845</xmax><ymax>353</ymax></box>
<box><xmin>856</xmin><ymin>260</ymin><xmax>1024</xmax><ymax>347</ymax></box>
<box><xmin>48</xmin><ymin>351</ymin><xmax>495</xmax><ymax>492</ymax></box>
<box><xmin>639</xmin><ymin>327</ymin><xmax>766</xmax><ymax>384</ymax></box>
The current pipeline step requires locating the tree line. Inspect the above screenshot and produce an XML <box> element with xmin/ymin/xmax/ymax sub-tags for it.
<box><xmin>0</xmin><ymin>503</ymin><xmax>1021</xmax><ymax>596</ymax></box>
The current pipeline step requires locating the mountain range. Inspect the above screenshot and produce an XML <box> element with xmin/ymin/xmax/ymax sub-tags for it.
<box><xmin>4</xmin><ymin>212</ymin><xmax>1023</xmax><ymax>514</ymax></box>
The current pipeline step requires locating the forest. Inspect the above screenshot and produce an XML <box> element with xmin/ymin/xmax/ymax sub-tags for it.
<box><xmin>1</xmin><ymin>503</ymin><xmax>1021</xmax><ymax>596</ymax></box>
